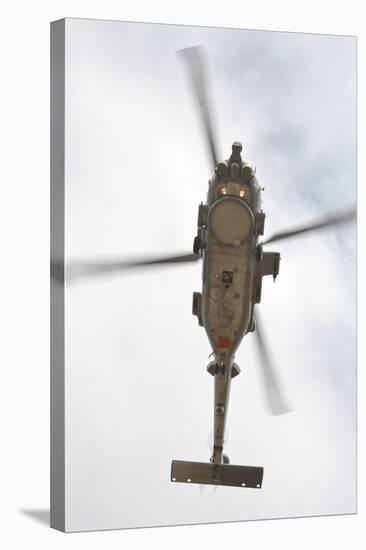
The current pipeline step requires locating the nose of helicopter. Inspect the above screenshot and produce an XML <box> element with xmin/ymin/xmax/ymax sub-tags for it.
<box><xmin>230</xmin><ymin>141</ymin><xmax>243</xmax><ymax>163</ymax></box>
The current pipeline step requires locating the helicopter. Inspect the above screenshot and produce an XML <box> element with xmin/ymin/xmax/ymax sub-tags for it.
<box><xmin>53</xmin><ymin>46</ymin><xmax>356</xmax><ymax>490</ymax></box>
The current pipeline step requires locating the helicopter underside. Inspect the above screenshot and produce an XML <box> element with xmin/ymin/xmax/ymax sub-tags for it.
<box><xmin>202</xmin><ymin>239</ymin><xmax>256</xmax><ymax>355</ymax></box>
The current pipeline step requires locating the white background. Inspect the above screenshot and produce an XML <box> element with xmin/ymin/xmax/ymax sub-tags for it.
<box><xmin>0</xmin><ymin>0</ymin><xmax>364</xmax><ymax>548</ymax></box>
<box><xmin>64</xmin><ymin>18</ymin><xmax>356</xmax><ymax>531</ymax></box>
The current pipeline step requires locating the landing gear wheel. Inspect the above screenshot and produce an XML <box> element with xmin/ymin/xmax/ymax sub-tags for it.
<box><xmin>193</xmin><ymin>236</ymin><xmax>201</xmax><ymax>255</ymax></box>
<box><xmin>256</xmin><ymin>243</ymin><xmax>263</xmax><ymax>262</ymax></box>
<box><xmin>222</xmin><ymin>454</ymin><xmax>230</xmax><ymax>465</ymax></box>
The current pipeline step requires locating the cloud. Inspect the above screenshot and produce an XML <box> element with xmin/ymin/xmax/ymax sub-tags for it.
<box><xmin>62</xmin><ymin>18</ymin><xmax>356</xmax><ymax>530</ymax></box>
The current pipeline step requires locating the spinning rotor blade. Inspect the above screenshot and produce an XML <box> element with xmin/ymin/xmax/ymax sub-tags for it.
<box><xmin>253</xmin><ymin>311</ymin><xmax>291</xmax><ymax>416</ymax></box>
<box><xmin>51</xmin><ymin>252</ymin><xmax>201</xmax><ymax>283</ymax></box>
<box><xmin>263</xmin><ymin>207</ymin><xmax>356</xmax><ymax>245</ymax></box>
<box><xmin>179</xmin><ymin>46</ymin><xmax>219</xmax><ymax>170</ymax></box>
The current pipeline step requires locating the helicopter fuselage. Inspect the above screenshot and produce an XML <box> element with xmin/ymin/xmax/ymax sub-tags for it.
<box><xmin>192</xmin><ymin>142</ymin><xmax>280</xmax><ymax>465</ymax></box>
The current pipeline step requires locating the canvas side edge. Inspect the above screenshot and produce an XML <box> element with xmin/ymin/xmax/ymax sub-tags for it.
<box><xmin>50</xmin><ymin>18</ymin><xmax>66</xmax><ymax>532</ymax></box>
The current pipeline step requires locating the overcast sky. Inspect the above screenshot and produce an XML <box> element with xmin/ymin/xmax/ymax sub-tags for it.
<box><xmin>63</xmin><ymin>18</ymin><xmax>356</xmax><ymax>531</ymax></box>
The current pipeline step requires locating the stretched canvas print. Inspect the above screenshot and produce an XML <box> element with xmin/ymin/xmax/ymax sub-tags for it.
<box><xmin>50</xmin><ymin>18</ymin><xmax>357</xmax><ymax>532</ymax></box>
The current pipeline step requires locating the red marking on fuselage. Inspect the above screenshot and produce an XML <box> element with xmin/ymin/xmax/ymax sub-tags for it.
<box><xmin>218</xmin><ymin>336</ymin><xmax>230</xmax><ymax>349</ymax></box>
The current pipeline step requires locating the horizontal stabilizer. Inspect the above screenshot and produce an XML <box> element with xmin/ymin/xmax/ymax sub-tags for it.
<box><xmin>171</xmin><ymin>460</ymin><xmax>263</xmax><ymax>488</ymax></box>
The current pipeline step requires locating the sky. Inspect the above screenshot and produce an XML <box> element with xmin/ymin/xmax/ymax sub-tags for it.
<box><xmin>63</xmin><ymin>18</ymin><xmax>356</xmax><ymax>531</ymax></box>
